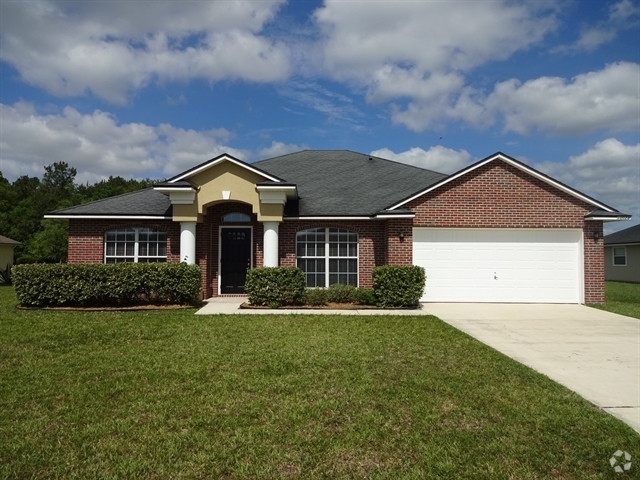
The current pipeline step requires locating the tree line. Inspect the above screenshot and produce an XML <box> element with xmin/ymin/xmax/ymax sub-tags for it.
<box><xmin>0</xmin><ymin>162</ymin><xmax>159</xmax><ymax>264</ymax></box>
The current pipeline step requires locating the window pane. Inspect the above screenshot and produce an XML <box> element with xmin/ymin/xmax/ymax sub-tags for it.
<box><xmin>126</xmin><ymin>243</ymin><xmax>134</xmax><ymax>256</ymax></box>
<box><xmin>348</xmin><ymin>244</ymin><xmax>357</xmax><ymax>256</ymax></box>
<box><xmin>158</xmin><ymin>244</ymin><xmax>166</xmax><ymax>256</ymax></box>
<box><xmin>348</xmin><ymin>259</ymin><xmax>356</xmax><ymax>273</ymax></box>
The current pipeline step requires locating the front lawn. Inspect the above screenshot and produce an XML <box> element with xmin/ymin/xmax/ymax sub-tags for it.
<box><xmin>1</xmin><ymin>285</ymin><xmax>638</xmax><ymax>478</ymax></box>
<box><xmin>591</xmin><ymin>281</ymin><xmax>640</xmax><ymax>319</ymax></box>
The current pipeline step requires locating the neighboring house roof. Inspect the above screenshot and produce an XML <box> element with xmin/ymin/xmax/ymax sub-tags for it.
<box><xmin>0</xmin><ymin>235</ymin><xmax>21</xmax><ymax>246</ymax></box>
<box><xmin>253</xmin><ymin>150</ymin><xmax>447</xmax><ymax>216</ymax></box>
<box><xmin>604</xmin><ymin>224</ymin><xmax>640</xmax><ymax>245</ymax></box>
<box><xmin>45</xmin><ymin>189</ymin><xmax>172</xmax><ymax>219</ymax></box>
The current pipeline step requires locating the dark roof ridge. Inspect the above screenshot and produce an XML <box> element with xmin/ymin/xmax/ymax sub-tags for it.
<box><xmin>254</xmin><ymin>148</ymin><xmax>445</xmax><ymax>176</ymax></box>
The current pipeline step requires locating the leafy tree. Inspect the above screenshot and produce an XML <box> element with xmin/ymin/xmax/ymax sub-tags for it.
<box><xmin>3</xmin><ymin>163</ymin><xmax>161</xmax><ymax>264</ymax></box>
<box><xmin>22</xmin><ymin>220</ymin><xmax>69</xmax><ymax>263</ymax></box>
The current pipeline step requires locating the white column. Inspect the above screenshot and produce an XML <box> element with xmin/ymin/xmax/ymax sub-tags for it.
<box><xmin>180</xmin><ymin>221</ymin><xmax>197</xmax><ymax>265</ymax></box>
<box><xmin>263</xmin><ymin>221</ymin><xmax>279</xmax><ymax>267</ymax></box>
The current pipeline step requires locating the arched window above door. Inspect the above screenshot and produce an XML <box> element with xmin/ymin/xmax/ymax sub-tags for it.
<box><xmin>222</xmin><ymin>212</ymin><xmax>251</xmax><ymax>223</ymax></box>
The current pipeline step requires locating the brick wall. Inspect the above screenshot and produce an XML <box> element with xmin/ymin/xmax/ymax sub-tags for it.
<box><xmin>68</xmin><ymin>220</ymin><xmax>180</xmax><ymax>264</ymax></box>
<box><xmin>405</xmin><ymin>161</ymin><xmax>604</xmax><ymax>303</ymax></box>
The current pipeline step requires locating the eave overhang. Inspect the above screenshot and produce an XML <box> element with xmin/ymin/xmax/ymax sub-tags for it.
<box><xmin>44</xmin><ymin>214</ymin><xmax>172</xmax><ymax>220</ymax></box>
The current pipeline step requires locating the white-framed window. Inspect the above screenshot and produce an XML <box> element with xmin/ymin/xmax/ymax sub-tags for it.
<box><xmin>222</xmin><ymin>212</ymin><xmax>251</xmax><ymax>223</ymax></box>
<box><xmin>296</xmin><ymin>227</ymin><xmax>358</xmax><ymax>287</ymax></box>
<box><xmin>613</xmin><ymin>247</ymin><xmax>627</xmax><ymax>266</ymax></box>
<box><xmin>105</xmin><ymin>228</ymin><xmax>167</xmax><ymax>263</ymax></box>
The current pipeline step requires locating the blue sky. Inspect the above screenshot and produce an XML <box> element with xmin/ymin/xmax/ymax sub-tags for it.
<box><xmin>0</xmin><ymin>0</ymin><xmax>638</xmax><ymax>232</ymax></box>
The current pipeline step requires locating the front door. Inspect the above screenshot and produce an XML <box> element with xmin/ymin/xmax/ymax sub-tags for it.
<box><xmin>220</xmin><ymin>227</ymin><xmax>252</xmax><ymax>294</ymax></box>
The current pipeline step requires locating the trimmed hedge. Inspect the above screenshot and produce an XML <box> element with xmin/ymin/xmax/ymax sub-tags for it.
<box><xmin>12</xmin><ymin>263</ymin><xmax>202</xmax><ymax>307</ymax></box>
<box><xmin>372</xmin><ymin>265</ymin><xmax>425</xmax><ymax>308</ymax></box>
<box><xmin>244</xmin><ymin>267</ymin><xmax>306</xmax><ymax>307</ymax></box>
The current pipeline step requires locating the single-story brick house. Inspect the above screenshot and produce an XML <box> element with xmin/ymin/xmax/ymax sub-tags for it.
<box><xmin>46</xmin><ymin>150</ymin><xmax>630</xmax><ymax>303</ymax></box>
<box><xmin>604</xmin><ymin>224</ymin><xmax>640</xmax><ymax>283</ymax></box>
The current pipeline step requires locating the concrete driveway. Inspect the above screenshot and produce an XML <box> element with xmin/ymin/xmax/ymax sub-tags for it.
<box><xmin>422</xmin><ymin>304</ymin><xmax>640</xmax><ymax>433</ymax></box>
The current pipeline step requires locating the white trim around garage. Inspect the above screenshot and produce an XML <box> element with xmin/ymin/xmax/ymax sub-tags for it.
<box><xmin>413</xmin><ymin>227</ymin><xmax>584</xmax><ymax>304</ymax></box>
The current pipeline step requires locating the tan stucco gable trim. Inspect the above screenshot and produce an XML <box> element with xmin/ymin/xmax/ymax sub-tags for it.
<box><xmin>167</xmin><ymin>153</ymin><xmax>283</xmax><ymax>184</ymax></box>
<box><xmin>387</xmin><ymin>152</ymin><xmax>618</xmax><ymax>213</ymax></box>
<box><xmin>163</xmin><ymin>159</ymin><xmax>289</xmax><ymax>222</ymax></box>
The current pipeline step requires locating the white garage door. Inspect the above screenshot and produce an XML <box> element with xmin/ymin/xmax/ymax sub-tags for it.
<box><xmin>413</xmin><ymin>228</ymin><xmax>582</xmax><ymax>303</ymax></box>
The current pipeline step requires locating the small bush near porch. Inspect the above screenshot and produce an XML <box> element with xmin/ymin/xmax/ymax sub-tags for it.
<box><xmin>1</xmin><ymin>286</ymin><xmax>637</xmax><ymax>478</ymax></box>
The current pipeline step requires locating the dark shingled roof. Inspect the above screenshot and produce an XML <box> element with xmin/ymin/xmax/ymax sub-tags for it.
<box><xmin>253</xmin><ymin>150</ymin><xmax>447</xmax><ymax>216</ymax></box>
<box><xmin>604</xmin><ymin>224</ymin><xmax>640</xmax><ymax>245</ymax></box>
<box><xmin>47</xmin><ymin>189</ymin><xmax>172</xmax><ymax>217</ymax></box>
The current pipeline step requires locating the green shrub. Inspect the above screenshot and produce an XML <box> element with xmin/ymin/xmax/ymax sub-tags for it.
<box><xmin>304</xmin><ymin>287</ymin><xmax>328</xmax><ymax>306</ymax></box>
<box><xmin>372</xmin><ymin>265</ymin><xmax>425</xmax><ymax>308</ymax></box>
<box><xmin>326</xmin><ymin>283</ymin><xmax>357</xmax><ymax>303</ymax></box>
<box><xmin>12</xmin><ymin>263</ymin><xmax>202</xmax><ymax>307</ymax></box>
<box><xmin>244</xmin><ymin>267</ymin><xmax>306</xmax><ymax>307</ymax></box>
<box><xmin>354</xmin><ymin>287</ymin><xmax>376</xmax><ymax>305</ymax></box>
<box><xmin>0</xmin><ymin>264</ymin><xmax>12</xmax><ymax>285</ymax></box>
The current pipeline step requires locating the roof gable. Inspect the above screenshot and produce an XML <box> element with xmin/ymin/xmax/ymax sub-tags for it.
<box><xmin>389</xmin><ymin>152</ymin><xmax>619</xmax><ymax>213</ymax></box>
<box><xmin>167</xmin><ymin>153</ymin><xmax>284</xmax><ymax>184</ymax></box>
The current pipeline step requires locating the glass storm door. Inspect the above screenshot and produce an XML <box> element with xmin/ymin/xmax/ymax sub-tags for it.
<box><xmin>220</xmin><ymin>228</ymin><xmax>251</xmax><ymax>293</ymax></box>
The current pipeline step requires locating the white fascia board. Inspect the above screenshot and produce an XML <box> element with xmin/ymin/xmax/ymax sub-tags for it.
<box><xmin>388</xmin><ymin>153</ymin><xmax>616</xmax><ymax>212</ymax></box>
<box><xmin>375</xmin><ymin>214</ymin><xmax>415</xmax><ymax>219</ymax></box>
<box><xmin>256</xmin><ymin>185</ymin><xmax>296</xmax><ymax>190</ymax></box>
<box><xmin>285</xmin><ymin>216</ymin><xmax>373</xmax><ymax>220</ymax></box>
<box><xmin>154</xmin><ymin>187</ymin><xmax>196</xmax><ymax>205</ymax></box>
<box><xmin>256</xmin><ymin>185</ymin><xmax>298</xmax><ymax>199</ymax></box>
<box><xmin>586</xmin><ymin>216</ymin><xmax>631</xmax><ymax>222</ymax></box>
<box><xmin>170</xmin><ymin>155</ymin><xmax>281</xmax><ymax>183</ymax></box>
<box><xmin>259</xmin><ymin>190</ymin><xmax>288</xmax><ymax>205</ymax></box>
<box><xmin>44</xmin><ymin>215</ymin><xmax>172</xmax><ymax>220</ymax></box>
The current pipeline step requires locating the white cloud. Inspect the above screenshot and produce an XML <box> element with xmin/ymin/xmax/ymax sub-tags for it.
<box><xmin>258</xmin><ymin>141</ymin><xmax>308</xmax><ymax>159</ymax></box>
<box><xmin>370</xmin><ymin>146</ymin><xmax>474</xmax><ymax>174</ymax></box>
<box><xmin>315</xmin><ymin>0</ymin><xmax>556</xmax><ymax>80</ymax></box>
<box><xmin>0</xmin><ymin>0</ymin><xmax>290</xmax><ymax>104</ymax></box>
<box><xmin>0</xmin><ymin>102</ymin><xmax>247</xmax><ymax>181</ymax></box>
<box><xmin>312</xmin><ymin>0</ymin><xmax>557</xmax><ymax>130</ymax></box>
<box><xmin>486</xmin><ymin>62</ymin><xmax>640</xmax><ymax>135</ymax></box>
<box><xmin>534</xmin><ymin>138</ymin><xmax>640</xmax><ymax>232</ymax></box>
<box><xmin>277</xmin><ymin>81</ymin><xmax>366</xmax><ymax>130</ymax></box>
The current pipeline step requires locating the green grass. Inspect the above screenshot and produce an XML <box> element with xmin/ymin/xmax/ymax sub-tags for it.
<box><xmin>591</xmin><ymin>281</ymin><xmax>640</xmax><ymax>319</ymax></box>
<box><xmin>1</xmin><ymin>285</ymin><xmax>638</xmax><ymax>479</ymax></box>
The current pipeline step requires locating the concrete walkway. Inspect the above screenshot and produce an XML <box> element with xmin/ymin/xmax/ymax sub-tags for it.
<box><xmin>195</xmin><ymin>296</ymin><xmax>434</xmax><ymax>315</ymax></box>
<box><xmin>196</xmin><ymin>298</ymin><xmax>640</xmax><ymax>433</ymax></box>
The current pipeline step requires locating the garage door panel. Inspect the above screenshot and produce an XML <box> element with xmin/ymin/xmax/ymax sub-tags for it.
<box><xmin>413</xmin><ymin>228</ymin><xmax>582</xmax><ymax>303</ymax></box>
